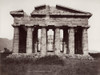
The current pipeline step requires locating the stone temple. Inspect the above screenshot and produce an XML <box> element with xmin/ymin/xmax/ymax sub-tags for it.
<box><xmin>10</xmin><ymin>5</ymin><xmax>92</xmax><ymax>56</ymax></box>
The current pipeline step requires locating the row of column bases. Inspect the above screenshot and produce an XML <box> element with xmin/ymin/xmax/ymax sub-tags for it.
<box><xmin>13</xmin><ymin>26</ymin><xmax>88</xmax><ymax>56</ymax></box>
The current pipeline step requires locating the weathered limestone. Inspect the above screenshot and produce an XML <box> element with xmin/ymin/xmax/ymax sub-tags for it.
<box><xmin>82</xmin><ymin>28</ymin><xmax>88</xmax><ymax>55</ymax></box>
<box><xmin>54</xmin><ymin>28</ymin><xmax>60</xmax><ymax>55</ymax></box>
<box><xmin>40</xmin><ymin>27</ymin><xmax>47</xmax><ymax>56</ymax></box>
<box><xmin>13</xmin><ymin>26</ymin><xmax>19</xmax><ymax>53</ymax></box>
<box><xmin>26</xmin><ymin>27</ymin><xmax>33</xmax><ymax>54</ymax></box>
<box><xmin>68</xmin><ymin>27</ymin><xmax>75</xmax><ymax>54</ymax></box>
<box><xmin>11</xmin><ymin>5</ymin><xmax>92</xmax><ymax>56</ymax></box>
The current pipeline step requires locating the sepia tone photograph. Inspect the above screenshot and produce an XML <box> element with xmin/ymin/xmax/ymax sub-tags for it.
<box><xmin>0</xmin><ymin>0</ymin><xmax>100</xmax><ymax>75</ymax></box>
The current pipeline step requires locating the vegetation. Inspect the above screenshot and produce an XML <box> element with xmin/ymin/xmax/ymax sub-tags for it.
<box><xmin>2</xmin><ymin>54</ymin><xmax>64</xmax><ymax>65</ymax></box>
<box><xmin>0</xmin><ymin>53</ymin><xmax>100</xmax><ymax>75</ymax></box>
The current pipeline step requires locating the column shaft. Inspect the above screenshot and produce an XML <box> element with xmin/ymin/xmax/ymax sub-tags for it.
<box><xmin>54</xmin><ymin>28</ymin><xmax>60</xmax><ymax>55</ymax></box>
<box><xmin>68</xmin><ymin>28</ymin><xmax>75</xmax><ymax>54</ymax></box>
<box><xmin>41</xmin><ymin>28</ymin><xmax>47</xmax><ymax>56</ymax></box>
<box><xmin>26</xmin><ymin>27</ymin><xmax>33</xmax><ymax>54</ymax></box>
<box><xmin>13</xmin><ymin>27</ymin><xmax>19</xmax><ymax>53</ymax></box>
<box><xmin>82</xmin><ymin>28</ymin><xmax>88</xmax><ymax>55</ymax></box>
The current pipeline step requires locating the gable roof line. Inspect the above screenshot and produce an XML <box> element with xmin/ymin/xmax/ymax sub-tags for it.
<box><xmin>56</xmin><ymin>5</ymin><xmax>92</xmax><ymax>15</ymax></box>
<box><xmin>35</xmin><ymin>5</ymin><xmax>46</xmax><ymax>10</ymax></box>
<box><xmin>34</xmin><ymin>4</ymin><xmax>92</xmax><ymax>15</ymax></box>
<box><xmin>33</xmin><ymin>5</ymin><xmax>92</xmax><ymax>17</ymax></box>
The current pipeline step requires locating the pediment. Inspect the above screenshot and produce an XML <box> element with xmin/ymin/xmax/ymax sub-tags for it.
<box><xmin>31</xmin><ymin>5</ymin><xmax>92</xmax><ymax>17</ymax></box>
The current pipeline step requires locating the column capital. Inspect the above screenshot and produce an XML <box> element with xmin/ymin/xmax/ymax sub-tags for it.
<box><xmin>26</xmin><ymin>26</ymin><xmax>34</xmax><ymax>32</ymax></box>
<box><xmin>26</xmin><ymin>26</ymin><xmax>34</xmax><ymax>28</ymax></box>
<box><xmin>12</xmin><ymin>24</ymin><xmax>20</xmax><ymax>27</ymax></box>
<box><xmin>25</xmin><ymin>24</ymin><xmax>34</xmax><ymax>26</ymax></box>
<box><xmin>68</xmin><ymin>25</ymin><xmax>77</xmax><ymax>28</ymax></box>
<box><xmin>82</xmin><ymin>25</ymin><xmax>90</xmax><ymax>29</ymax></box>
<box><xmin>68</xmin><ymin>27</ymin><xmax>76</xmax><ymax>30</ymax></box>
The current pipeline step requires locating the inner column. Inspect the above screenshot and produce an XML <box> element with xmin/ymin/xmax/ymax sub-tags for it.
<box><xmin>38</xmin><ymin>29</ymin><xmax>41</xmax><ymax>52</ymax></box>
<box><xmin>63</xmin><ymin>28</ymin><xmax>68</xmax><ymax>54</ymax></box>
<box><xmin>47</xmin><ymin>29</ymin><xmax>54</xmax><ymax>52</ymax></box>
<box><xmin>60</xmin><ymin>29</ymin><xmax>63</xmax><ymax>53</ymax></box>
<box><xmin>32</xmin><ymin>28</ymin><xmax>38</xmax><ymax>53</ymax></box>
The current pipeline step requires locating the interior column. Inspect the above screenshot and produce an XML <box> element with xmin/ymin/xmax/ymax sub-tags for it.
<box><xmin>68</xmin><ymin>27</ymin><xmax>75</xmax><ymax>54</ymax></box>
<box><xmin>63</xmin><ymin>28</ymin><xmax>68</xmax><ymax>54</ymax></box>
<box><xmin>34</xmin><ymin>29</ymin><xmax>38</xmax><ymax>53</ymax></box>
<box><xmin>54</xmin><ymin>28</ymin><xmax>60</xmax><ymax>55</ymax></box>
<box><xmin>13</xmin><ymin>26</ymin><xmax>19</xmax><ymax>53</ymax></box>
<box><xmin>41</xmin><ymin>27</ymin><xmax>47</xmax><ymax>56</ymax></box>
<box><xmin>82</xmin><ymin>28</ymin><xmax>88</xmax><ymax>55</ymax></box>
<box><xmin>26</xmin><ymin>27</ymin><xmax>33</xmax><ymax>54</ymax></box>
<box><xmin>33</xmin><ymin>28</ymin><xmax>38</xmax><ymax>53</ymax></box>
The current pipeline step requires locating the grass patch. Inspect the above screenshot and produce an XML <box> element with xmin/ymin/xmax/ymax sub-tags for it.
<box><xmin>0</xmin><ymin>54</ymin><xmax>100</xmax><ymax>75</ymax></box>
<box><xmin>35</xmin><ymin>55</ymin><xmax>65</xmax><ymax>65</ymax></box>
<box><xmin>2</xmin><ymin>54</ymin><xmax>65</xmax><ymax>65</ymax></box>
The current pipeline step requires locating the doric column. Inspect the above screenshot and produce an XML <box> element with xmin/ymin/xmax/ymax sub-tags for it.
<box><xmin>82</xmin><ymin>28</ymin><xmax>88</xmax><ymax>55</ymax></box>
<box><xmin>68</xmin><ymin>27</ymin><xmax>75</xmax><ymax>54</ymax></box>
<box><xmin>54</xmin><ymin>28</ymin><xmax>60</xmax><ymax>55</ymax></box>
<box><xmin>26</xmin><ymin>27</ymin><xmax>33</xmax><ymax>54</ymax></box>
<box><xmin>13</xmin><ymin>26</ymin><xmax>19</xmax><ymax>53</ymax></box>
<box><xmin>40</xmin><ymin>27</ymin><xmax>47</xmax><ymax>56</ymax></box>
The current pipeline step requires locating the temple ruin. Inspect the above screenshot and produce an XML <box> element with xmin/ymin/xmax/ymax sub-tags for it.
<box><xmin>10</xmin><ymin>5</ymin><xmax>92</xmax><ymax>56</ymax></box>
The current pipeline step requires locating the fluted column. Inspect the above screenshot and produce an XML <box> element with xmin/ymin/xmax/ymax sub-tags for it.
<box><xmin>26</xmin><ymin>27</ymin><xmax>33</xmax><ymax>54</ymax></box>
<box><xmin>82</xmin><ymin>28</ymin><xmax>88</xmax><ymax>55</ymax></box>
<box><xmin>41</xmin><ymin>27</ymin><xmax>47</xmax><ymax>56</ymax></box>
<box><xmin>68</xmin><ymin>27</ymin><xmax>75</xmax><ymax>54</ymax></box>
<box><xmin>13</xmin><ymin>26</ymin><xmax>19</xmax><ymax>53</ymax></box>
<box><xmin>54</xmin><ymin>28</ymin><xmax>60</xmax><ymax>55</ymax></box>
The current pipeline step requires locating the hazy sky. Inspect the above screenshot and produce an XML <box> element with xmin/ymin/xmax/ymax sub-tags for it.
<box><xmin>0</xmin><ymin>0</ymin><xmax>100</xmax><ymax>52</ymax></box>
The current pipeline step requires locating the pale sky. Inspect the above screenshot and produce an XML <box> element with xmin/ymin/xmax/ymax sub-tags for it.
<box><xmin>0</xmin><ymin>0</ymin><xmax>100</xmax><ymax>52</ymax></box>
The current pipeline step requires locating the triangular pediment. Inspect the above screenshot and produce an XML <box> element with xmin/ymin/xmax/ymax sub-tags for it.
<box><xmin>31</xmin><ymin>5</ymin><xmax>92</xmax><ymax>17</ymax></box>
